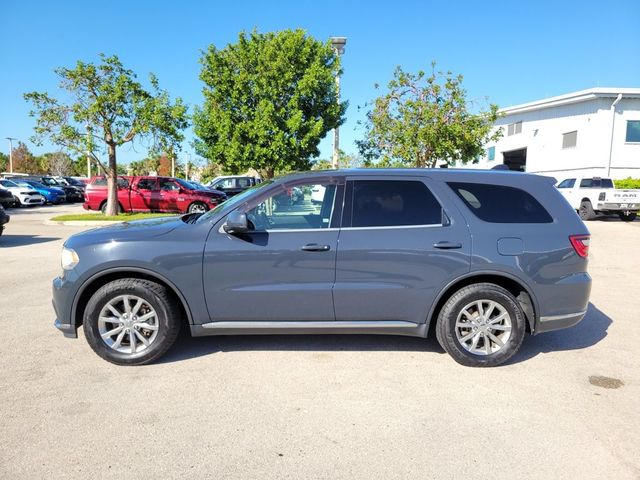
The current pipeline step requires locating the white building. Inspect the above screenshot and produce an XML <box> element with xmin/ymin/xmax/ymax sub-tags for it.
<box><xmin>474</xmin><ymin>88</ymin><xmax>640</xmax><ymax>180</ymax></box>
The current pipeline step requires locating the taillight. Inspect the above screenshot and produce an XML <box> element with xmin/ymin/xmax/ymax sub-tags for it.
<box><xmin>569</xmin><ymin>235</ymin><xmax>590</xmax><ymax>258</ymax></box>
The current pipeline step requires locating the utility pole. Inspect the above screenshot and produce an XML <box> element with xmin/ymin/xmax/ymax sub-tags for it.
<box><xmin>5</xmin><ymin>137</ymin><xmax>17</xmax><ymax>173</ymax></box>
<box><xmin>330</xmin><ymin>37</ymin><xmax>347</xmax><ymax>169</ymax></box>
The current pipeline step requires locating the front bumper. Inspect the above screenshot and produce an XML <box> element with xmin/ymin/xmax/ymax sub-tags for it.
<box><xmin>52</xmin><ymin>275</ymin><xmax>78</xmax><ymax>339</ymax></box>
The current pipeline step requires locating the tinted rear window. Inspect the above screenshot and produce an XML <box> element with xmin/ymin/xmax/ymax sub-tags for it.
<box><xmin>448</xmin><ymin>182</ymin><xmax>553</xmax><ymax>224</ymax></box>
<box><xmin>351</xmin><ymin>180</ymin><xmax>442</xmax><ymax>227</ymax></box>
<box><xmin>579</xmin><ymin>178</ymin><xmax>613</xmax><ymax>188</ymax></box>
<box><xmin>91</xmin><ymin>177</ymin><xmax>130</xmax><ymax>188</ymax></box>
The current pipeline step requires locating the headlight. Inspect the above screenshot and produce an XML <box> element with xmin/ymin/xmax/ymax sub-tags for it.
<box><xmin>61</xmin><ymin>247</ymin><xmax>79</xmax><ymax>270</ymax></box>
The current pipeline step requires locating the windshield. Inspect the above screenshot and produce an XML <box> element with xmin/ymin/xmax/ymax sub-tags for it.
<box><xmin>16</xmin><ymin>182</ymin><xmax>36</xmax><ymax>189</ymax></box>
<box><xmin>41</xmin><ymin>177</ymin><xmax>61</xmax><ymax>186</ymax></box>
<box><xmin>28</xmin><ymin>181</ymin><xmax>47</xmax><ymax>189</ymax></box>
<box><xmin>0</xmin><ymin>179</ymin><xmax>19</xmax><ymax>188</ymax></box>
<box><xmin>196</xmin><ymin>179</ymin><xmax>274</xmax><ymax>223</ymax></box>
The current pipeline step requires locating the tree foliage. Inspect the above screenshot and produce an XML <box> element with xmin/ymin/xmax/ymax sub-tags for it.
<box><xmin>357</xmin><ymin>63</ymin><xmax>501</xmax><ymax>168</ymax></box>
<box><xmin>12</xmin><ymin>142</ymin><xmax>45</xmax><ymax>173</ymax></box>
<box><xmin>0</xmin><ymin>152</ymin><xmax>8</xmax><ymax>172</ymax></box>
<box><xmin>194</xmin><ymin>29</ymin><xmax>346</xmax><ymax>179</ymax></box>
<box><xmin>24</xmin><ymin>54</ymin><xmax>188</xmax><ymax>215</ymax></box>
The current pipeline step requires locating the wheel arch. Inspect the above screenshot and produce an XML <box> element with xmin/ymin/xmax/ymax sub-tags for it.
<box><xmin>426</xmin><ymin>271</ymin><xmax>539</xmax><ymax>336</ymax></box>
<box><xmin>71</xmin><ymin>267</ymin><xmax>194</xmax><ymax>330</ymax></box>
<box><xmin>99</xmin><ymin>199</ymin><xmax>125</xmax><ymax>213</ymax></box>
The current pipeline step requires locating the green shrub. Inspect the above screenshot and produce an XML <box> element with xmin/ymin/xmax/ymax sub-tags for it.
<box><xmin>613</xmin><ymin>177</ymin><xmax>640</xmax><ymax>189</ymax></box>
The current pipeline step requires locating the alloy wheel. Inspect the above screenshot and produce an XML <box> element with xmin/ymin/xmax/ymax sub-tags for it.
<box><xmin>97</xmin><ymin>295</ymin><xmax>159</xmax><ymax>354</ymax></box>
<box><xmin>454</xmin><ymin>299</ymin><xmax>512</xmax><ymax>355</ymax></box>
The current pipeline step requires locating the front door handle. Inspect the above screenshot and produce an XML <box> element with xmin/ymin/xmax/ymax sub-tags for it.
<box><xmin>433</xmin><ymin>241</ymin><xmax>462</xmax><ymax>249</ymax></box>
<box><xmin>301</xmin><ymin>243</ymin><xmax>331</xmax><ymax>252</ymax></box>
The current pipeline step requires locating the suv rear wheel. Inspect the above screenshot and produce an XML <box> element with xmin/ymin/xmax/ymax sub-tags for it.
<box><xmin>83</xmin><ymin>278</ymin><xmax>181</xmax><ymax>365</ymax></box>
<box><xmin>618</xmin><ymin>212</ymin><xmax>637</xmax><ymax>222</ymax></box>
<box><xmin>435</xmin><ymin>283</ymin><xmax>526</xmax><ymax>367</ymax></box>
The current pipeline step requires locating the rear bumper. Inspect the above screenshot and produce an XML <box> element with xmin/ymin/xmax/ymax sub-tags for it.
<box><xmin>536</xmin><ymin>310</ymin><xmax>587</xmax><ymax>334</ymax></box>
<box><xmin>533</xmin><ymin>272</ymin><xmax>591</xmax><ymax>334</ymax></box>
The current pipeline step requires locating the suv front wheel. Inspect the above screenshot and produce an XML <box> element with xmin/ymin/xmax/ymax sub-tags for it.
<box><xmin>83</xmin><ymin>278</ymin><xmax>181</xmax><ymax>365</ymax></box>
<box><xmin>436</xmin><ymin>283</ymin><xmax>526</xmax><ymax>367</ymax></box>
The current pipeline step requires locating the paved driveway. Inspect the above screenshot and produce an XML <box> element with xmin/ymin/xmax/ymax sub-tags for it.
<box><xmin>0</xmin><ymin>204</ymin><xmax>638</xmax><ymax>479</ymax></box>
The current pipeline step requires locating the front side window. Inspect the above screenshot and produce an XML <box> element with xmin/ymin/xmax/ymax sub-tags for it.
<box><xmin>245</xmin><ymin>182</ymin><xmax>337</xmax><ymax>231</ymax></box>
<box><xmin>350</xmin><ymin>180</ymin><xmax>442</xmax><ymax>227</ymax></box>
<box><xmin>448</xmin><ymin>182</ymin><xmax>553</xmax><ymax>224</ymax></box>
<box><xmin>137</xmin><ymin>178</ymin><xmax>157</xmax><ymax>191</ymax></box>
<box><xmin>625</xmin><ymin>121</ymin><xmax>640</xmax><ymax>143</ymax></box>
<box><xmin>237</xmin><ymin>178</ymin><xmax>252</xmax><ymax>188</ymax></box>
<box><xmin>557</xmin><ymin>178</ymin><xmax>576</xmax><ymax>189</ymax></box>
<box><xmin>215</xmin><ymin>178</ymin><xmax>237</xmax><ymax>189</ymax></box>
<box><xmin>159</xmin><ymin>179</ymin><xmax>180</xmax><ymax>191</ymax></box>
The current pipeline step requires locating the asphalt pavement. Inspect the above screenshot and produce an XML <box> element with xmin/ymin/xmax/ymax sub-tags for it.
<box><xmin>0</xmin><ymin>204</ymin><xmax>638</xmax><ymax>479</ymax></box>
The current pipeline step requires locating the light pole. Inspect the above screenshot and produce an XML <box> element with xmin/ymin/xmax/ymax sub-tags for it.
<box><xmin>330</xmin><ymin>37</ymin><xmax>346</xmax><ymax>169</ymax></box>
<box><xmin>5</xmin><ymin>137</ymin><xmax>17</xmax><ymax>173</ymax></box>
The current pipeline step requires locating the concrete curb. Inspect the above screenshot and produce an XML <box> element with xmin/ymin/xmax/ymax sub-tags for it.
<box><xmin>44</xmin><ymin>219</ymin><xmax>123</xmax><ymax>226</ymax></box>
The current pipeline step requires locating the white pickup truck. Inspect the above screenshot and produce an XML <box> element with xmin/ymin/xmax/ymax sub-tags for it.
<box><xmin>556</xmin><ymin>177</ymin><xmax>639</xmax><ymax>221</ymax></box>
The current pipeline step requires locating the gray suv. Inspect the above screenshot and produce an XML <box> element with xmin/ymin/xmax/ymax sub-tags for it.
<box><xmin>53</xmin><ymin>169</ymin><xmax>591</xmax><ymax>367</ymax></box>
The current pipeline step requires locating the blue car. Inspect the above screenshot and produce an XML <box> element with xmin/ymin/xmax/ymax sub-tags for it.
<box><xmin>15</xmin><ymin>180</ymin><xmax>66</xmax><ymax>204</ymax></box>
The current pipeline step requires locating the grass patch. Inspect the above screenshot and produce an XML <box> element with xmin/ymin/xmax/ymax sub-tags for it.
<box><xmin>51</xmin><ymin>212</ymin><xmax>176</xmax><ymax>222</ymax></box>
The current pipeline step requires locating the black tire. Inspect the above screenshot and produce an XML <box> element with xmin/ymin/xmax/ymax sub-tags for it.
<box><xmin>618</xmin><ymin>212</ymin><xmax>637</xmax><ymax>222</ymax></box>
<box><xmin>579</xmin><ymin>200</ymin><xmax>596</xmax><ymax>220</ymax></box>
<box><xmin>83</xmin><ymin>278</ymin><xmax>181</xmax><ymax>366</ymax></box>
<box><xmin>100</xmin><ymin>201</ymin><xmax>123</xmax><ymax>214</ymax></box>
<box><xmin>187</xmin><ymin>201</ymin><xmax>208</xmax><ymax>214</ymax></box>
<box><xmin>435</xmin><ymin>283</ymin><xmax>526</xmax><ymax>367</ymax></box>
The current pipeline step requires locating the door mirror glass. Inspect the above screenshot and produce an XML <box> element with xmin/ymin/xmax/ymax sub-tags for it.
<box><xmin>223</xmin><ymin>211</ymin><xmax>249</xmax><ymax>234</ymax></box>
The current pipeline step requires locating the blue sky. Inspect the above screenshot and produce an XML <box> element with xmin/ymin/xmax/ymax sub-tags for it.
<box><xmin>1</xmin><ymin>0</ymin><xmax>639</xmax><ymax>166</ymax></box>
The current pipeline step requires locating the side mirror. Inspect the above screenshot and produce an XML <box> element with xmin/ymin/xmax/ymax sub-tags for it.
<box><xmin>223</xmin><ymin>211</ymin><xmax>249</xmax><ymax>234</ymax></box>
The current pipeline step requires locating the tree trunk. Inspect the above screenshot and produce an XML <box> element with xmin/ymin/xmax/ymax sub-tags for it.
<box><xmin>105</xmin><ymin>143</ymin><xmax>119</xmax><ymax>216</ymax></box>
<box><xmin>260</xmin><ymin>167</ymin><xmax>275</xmax><ymax>179</ymax></box>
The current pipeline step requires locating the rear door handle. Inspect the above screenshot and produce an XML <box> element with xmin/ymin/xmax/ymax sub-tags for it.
<box><xmin>301</xmin><ymin>243</ymin><xmax>331</xmax><ymax>252</ymax></box>
<box><xmin>433</xmin><ymin>241</ymin><xmax>462</xmax><ymax>249</ymax></box>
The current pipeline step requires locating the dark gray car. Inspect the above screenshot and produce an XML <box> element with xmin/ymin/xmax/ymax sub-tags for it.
<box><xmin>53</xmin><ymin>169</ymin><xmax>591</xmax><ymax>367</ymax></box>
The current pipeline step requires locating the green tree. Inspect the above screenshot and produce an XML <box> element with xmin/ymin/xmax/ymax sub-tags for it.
<box><xmin>24</xmin><ymin>54</ymin><xmax>188</xmax><ymax>215</ymax></box>
<box><xmin>11</xmin><ymin>142</ymin><xmax>44</xmax><ymax>173</ymax></box>
<box><xmin>311</xmin><ymin>150</ymin><xmax>364</xmax><ymax>170</ymax></box>
<box><xmin>0</xmin><ymin>152</ymin><xmax>8</xmax><ymax>173</ymax></box>
<box><xmin>357</xmin><ymin>62</ymin><xmax>501</xmax><ymax>168</ymax></box>
<box><xmin>194</xmin><ymin>29</ymin><xmax>346</xmax><ymax>179</ymax></box>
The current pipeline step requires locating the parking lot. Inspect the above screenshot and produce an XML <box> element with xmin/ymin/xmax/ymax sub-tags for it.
<box><xmin>0</xmin><ymin>204</ymin><xmax>638</xmax><ymax>479</ymax></box>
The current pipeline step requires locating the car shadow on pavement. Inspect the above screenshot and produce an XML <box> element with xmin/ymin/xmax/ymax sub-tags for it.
<box><xmin>0</xmin><ymin>234</ymin><xmax>60</xmax><ymax>247</ymax></box>
<box><xmin>160</xmin><ymin>302</ymin><xmax>611</xmax><ymax>365</ymax></box>
<box><xmin>159</xmin><ymin>331</ymin><xmax>444</xmax><ymax>364</ymax></box>
<box><xmin>507</xmin><ymin>302</ymin><xmax>611</xmax><ymax>364</ymax></box>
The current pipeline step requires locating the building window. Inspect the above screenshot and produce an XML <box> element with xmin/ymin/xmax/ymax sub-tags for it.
<box><xmin>626</xmin><ymin>121</ymin><xmax>640</xmax><ymax>143</ymax></box>
<box><xmin>562</xmin><ymin>131</ymin><xmax>578</xmax><ymax>149</ymax></box>
<box><xmin>487</xmin><ymin>146</ymin><xmax>495</xmax><ymax>161</ymax></box>
<box><xmin>507</xmin><ymin>121</ymin><xmax>522</xmax><ymax>136</ymax></box>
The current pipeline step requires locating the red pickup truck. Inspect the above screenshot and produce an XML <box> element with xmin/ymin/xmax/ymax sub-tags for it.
<box><xmin>83</xmin><ymin>176</ymin><xmax>227</xmax><ymax>214</ymax></box>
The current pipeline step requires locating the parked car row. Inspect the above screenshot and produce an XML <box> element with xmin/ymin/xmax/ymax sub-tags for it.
<box><xmin>0</xmin><ymin>174</ymin><xmax>87</xmax><ymax>207</ymax></box>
